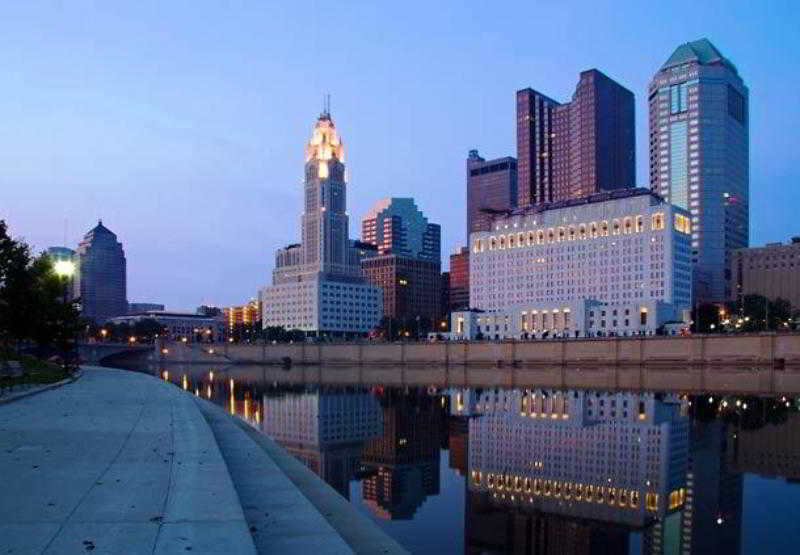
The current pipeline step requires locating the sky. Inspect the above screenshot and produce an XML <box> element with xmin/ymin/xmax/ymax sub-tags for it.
<box><xmin>1</xmin><ymin>1</ymin><xmax>798</xmax><ymax>311</ymax></box>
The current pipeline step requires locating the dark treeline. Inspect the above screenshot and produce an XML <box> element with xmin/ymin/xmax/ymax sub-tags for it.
<box><xmin>0</xmin><ymin>220</ymin><xmax>83</xmax><ymax>362</ymax></box>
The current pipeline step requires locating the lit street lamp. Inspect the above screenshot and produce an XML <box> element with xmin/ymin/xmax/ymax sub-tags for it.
<box><xmin>53</xmin><ymin>260</ymin><xmax>75</xmax><ymax>372</ymax></box>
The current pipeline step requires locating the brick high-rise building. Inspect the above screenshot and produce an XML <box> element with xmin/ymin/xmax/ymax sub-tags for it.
<box><xmin>449</xmin><ymin>247</ymin><xmax>470</xmax><ymax>311</ymax></box>
<box><xmin>516</xmin><ymin>69</ymin><xmax>635</xmax><ymax>208</ymax></box>
<box><xmin>649</xmin><ymin>38</ymin><xmax>749</xmax><ymax>302</ymax></box>
<box><xmin>466</xmin><ymin>150</ymin><xmax>517</xmax><ymax>237</ymax></box>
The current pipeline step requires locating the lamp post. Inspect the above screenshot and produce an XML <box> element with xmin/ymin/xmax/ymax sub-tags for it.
<box><xmin>53</xmin><ymin>259</ymin><xmax>75</xmax><ymax>372</ymax></box>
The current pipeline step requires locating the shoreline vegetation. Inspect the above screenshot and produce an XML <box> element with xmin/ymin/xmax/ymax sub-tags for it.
<box><xmin>1</xmin><ymin>220</ymin><xmax>83</xmax><ymax>389</ymax></box>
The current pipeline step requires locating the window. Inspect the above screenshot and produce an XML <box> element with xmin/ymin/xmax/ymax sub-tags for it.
<box><xmin>651</xmin><ymin>213</ymin><xmax>665</xmax><ymax>230</ymax></box>
<box><xmin>670</xmin><ymin>82</ymin><xmax>688</xmax><ymax>114</ymax></box>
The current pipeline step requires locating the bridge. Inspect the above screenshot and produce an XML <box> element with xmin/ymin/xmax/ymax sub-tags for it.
<box><xmin>77</xmin><ymin>342</ymin><xmax>153</xmax><ymax>364</ymax></box>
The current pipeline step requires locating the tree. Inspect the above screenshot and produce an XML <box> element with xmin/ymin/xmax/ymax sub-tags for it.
<box><xmin>133</xmin><ymin>319</ymin><xmax>165</xmax><ymax>343</ymax></box>
<box><xmin>0</xmin><ymin>222</ymin><xmax>83</xmax><ymax>363</ymax></box>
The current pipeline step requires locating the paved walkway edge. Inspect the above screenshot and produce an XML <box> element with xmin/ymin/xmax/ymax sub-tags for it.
<box><xmin>195</xmin><ymin>396</ymin><xmax>409</xmax><ymax>555</ymax></box>
<box><xmin>0</xmin><ymin>369</ymin><xmax>83</xmax><ymax>405</ymax></box>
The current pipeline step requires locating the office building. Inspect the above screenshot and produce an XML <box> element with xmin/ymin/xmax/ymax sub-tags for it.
<box><xmin>361</xmin><ymin>255</ymin><xmax>441</xmax><ymax>322</ymax></box>
<box><xmin>449</xmin><ymin>247</ymin><xmax>470</xmax><ymax>311</ymax></box>
<box><xmin>196</xmin><ymin>305</ymin><xmax>222</xmax><ymax>317</ymax></box>
<box><xmin>649</xmin><ymin>38</ymin><xmax>749</xmax><ymax>302</ymax></box>
<box><xmin>469</xmin><ymin>189</ymin><xmax>692</xmax><ymax>315</ymax></box>
<box><xmin>128</xmin><ymin>302</ymin><xmax>165</xmax><ymax>314</ymax></box>
<box><xmin>224</xmin><ymin>300</ymin><xmax>260</xmax><ymax>330</ymax></box>
<box><xmin>360</xmin><ymin>198</ymin><xmax>441</xmax><ymax>322</ymax></box>
<box><xmin>107</xmin><ymin>310</ymin><xmax>225</xmax><ymax>341</ymax></box>
<box><xmin>361</xmin><ymin>198</ymin><xmax>440</xmax><ymax>262</ymax></box>
<box><xmin>517</xmin><ymin>69</ymin><xmax>635</xmax><ymax>208</ymax></box>
<box><xmin>466</xmin><ymin>150</ymin><xmax>517</xmax><ymax>236</ymax></box>
<box><xmin>73</xmin><ymin>220</ymin><xmax>127</xmax><ymax>323</ymax></box>
<box><xmin>259</xmin><ymin>108</ymin><xmax>383</xmax><ymax>336</ymax></box>
<box><xmin>730</xmin><ymin>237</ymin><xmax>800</xmax><ymax>308</ymax></box>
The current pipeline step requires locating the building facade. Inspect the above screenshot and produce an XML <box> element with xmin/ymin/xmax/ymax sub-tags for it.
<box><xmin>469</xmin><ymin>189</ymin><xmax>693</xmax><ymax>313</ymax></box>
<box><xmin>128</xmin><ymin>302</ymin><xmax>165</xmax><ymax>314</ymax></box>
<box><xmin>360</xmin><ymin>198</ymin><xmax>442</xmax><ymax>323</ymax></box>
<box><xmin>450</xmin><ymin>299</ymin><xmax>684</xmax><ymax>340</ymax></box>
<box><xmin>259</xmin><ymin>110</ymin><xmax>383</xmax><ymax>336</ymax></box>
<box><xmin>648</xmin><ymin>38</ymin><xmax>749</xmax><ymax>302</ymax></box>
<box><xmin>224</xmin><ymin>299</ymin><xmax>260</xmax><ymax>330</ymax></box>
<box><xmin>449</xmin><ymin>247</ymin><xmax>470</xmax><ymax>311</ymax></box>
<box><xmin>107</xmin><ymin>311</ymin><xmax>225</xmax><ymax>341</ymax></box>
<box><xmin>73</xmin><ymin>221</ymin><xmax>127</xmax><ymax>323</ymax></box>
<box><xmin>361</xmin><ymin>255</ymin><xmax>441</xmax><ymax>321</ymax></box>
<box><xmin>730</xmin><ymin>238</ymin><xmax>800</xmax><ymax>309</ymax></box>
<box><xmin>466</xmin><ymin>150</ymin><xmax>517</xmax><ymax>236</ymax></box>
<box><xmin>517</xmin><ymin>69</ymin><xmax>635</xmax><ymax>208</ymax></box>
<box><xmin>361</xmin><ymin>198</ymin><xmax>440</xmax><ymax>263</ymax></box>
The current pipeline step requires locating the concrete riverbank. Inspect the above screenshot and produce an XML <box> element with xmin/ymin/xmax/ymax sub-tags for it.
<box><xmin>154</xmin><ymin>332</ymin><xmax>800</xmax><ymax>368</ymax></box>
<box><xmin>0</xmin><ymin>367</ymin><xmax>407</xmax><ymax>554</ymax></box>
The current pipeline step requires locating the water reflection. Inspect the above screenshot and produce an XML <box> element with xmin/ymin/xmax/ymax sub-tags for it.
<box><xmin>132</xmin><ymin>363</ymin><xmax>800</xmax><ymax>554</ymax></box>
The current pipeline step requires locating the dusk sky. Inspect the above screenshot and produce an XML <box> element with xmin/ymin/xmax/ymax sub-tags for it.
<box><xmin>2</xmin><ymin>1</ymin><xmax>798</xmax><ymax>311</ymax></box>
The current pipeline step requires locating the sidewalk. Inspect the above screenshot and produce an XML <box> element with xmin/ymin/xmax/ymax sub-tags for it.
<box><xmin>0</xmin><ymin>366</ymin><xmax>256</xmax><ymax>554</ymax></box>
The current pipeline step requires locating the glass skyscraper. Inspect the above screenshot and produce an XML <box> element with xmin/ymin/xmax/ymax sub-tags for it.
<box><xmin>649</xmin><ymin>39</ymin><xmax>749</xmax><ymax>302</ymax></box>
<box><xmin>74</xmin><ymin>221</ymin><xmax>127</xmax><ymax>323</ymax></box>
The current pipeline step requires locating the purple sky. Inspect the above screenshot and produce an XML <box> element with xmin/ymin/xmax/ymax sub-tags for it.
<box><xmin>2</xmin><ymin>1</ymin><xmax>798</xmax><ymax>311</ymax></box>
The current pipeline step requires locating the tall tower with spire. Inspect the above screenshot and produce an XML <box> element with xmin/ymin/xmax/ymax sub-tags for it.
<box><xmin>259</xmin><ymin>107</ymin><xmax>383</xmax><ymax>337</ymax></box>
<box><xmin>302</xmin><ymin>108</ymin><xmax>350</xmax><ymax>274</ymax></box>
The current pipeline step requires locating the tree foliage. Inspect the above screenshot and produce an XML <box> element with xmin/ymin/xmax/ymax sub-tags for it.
<box><xmin>0</xmin><ymin>220</ymin><xmax>83</xmax><ymax>357</ymax></box>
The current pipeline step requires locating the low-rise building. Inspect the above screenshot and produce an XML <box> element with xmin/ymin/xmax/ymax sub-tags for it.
<box><xmin>449</xmin><ymin>299</ymin><xmax>686</xmax><ymax>340</ymax></box>
<box><xmin>107</xmin><ymin>311</ymin><xmax>225</xmax><ymax>341</ymax></box>
<box><xmin>128</xmin><ymin>302</ymin><xmax>165</xmax><ymax>314</ymax></box>
<box><xmin>730</xmin><ymin>237</ymin><xmax>800</xmax><ymax>309</ymax></box>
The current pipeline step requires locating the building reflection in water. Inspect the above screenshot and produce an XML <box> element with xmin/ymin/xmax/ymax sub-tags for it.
<box><xmin>361</xmin><ymin>389</ymin><xmax>444</xmax><ymax>520</ymax></box>
<box><xmin>258</xmin><ymin>386</ymin><xmax>383</xmax><ymax>499</ymax></box>
<box><xmin>151</xmin><ymin>364</ymin><xmax>800</xmax><ymax>555</ymax></box>
<box><xmin>457</xmin><ymin>388</ymin><xmax>691</xmax><ymax>554</ymax></box>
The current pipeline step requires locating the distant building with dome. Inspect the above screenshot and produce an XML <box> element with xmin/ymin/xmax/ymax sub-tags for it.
<box><xmin>74</xmin><ymin>220</ymin><xmax>128</xmax><ymax>323</ymax></box>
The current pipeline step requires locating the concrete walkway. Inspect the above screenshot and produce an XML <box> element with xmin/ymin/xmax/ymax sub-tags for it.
<box><xmin>0</xmin><ymin>366</ymin><xmax>256</xmax><ymax>554</ymax></box>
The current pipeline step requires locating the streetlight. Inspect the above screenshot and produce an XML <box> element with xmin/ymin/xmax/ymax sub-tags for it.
<box><xmin>53</xmin><ymin>259</ymin><xmax>75</xmax><ymax>372</ymax></box>
<box><xmin>100</xmin><ymin>328</ymin><xmax>108</xmax><ymax>342</ymax></box>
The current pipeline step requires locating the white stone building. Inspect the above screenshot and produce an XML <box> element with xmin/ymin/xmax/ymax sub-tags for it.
<box><xmin>468</xmin><ymin>189</ymin><xmax>692</xmax><ymax>330</ymax></box>
<box><xmin>450</xmin><ymin>299</ymin><xmax>685</xmax><ymax>340</ymax></box>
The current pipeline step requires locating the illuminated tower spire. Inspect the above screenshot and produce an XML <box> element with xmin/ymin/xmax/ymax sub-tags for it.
<box><xmin>301</xmin><ymin>108</ymin><xmax>349</xmax><ymax>274</ymax></box>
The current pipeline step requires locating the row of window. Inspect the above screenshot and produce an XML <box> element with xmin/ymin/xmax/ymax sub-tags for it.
<box><xmin>473</xmin><ymin>213</ymin><xmax>690</xmax><ymax>253</ymax></box>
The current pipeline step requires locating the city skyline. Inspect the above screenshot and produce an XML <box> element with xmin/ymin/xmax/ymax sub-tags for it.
<box><xmin>2</xmin><ymin>2</ymin><xmax>798</xmax><ymax>310</ymax></box>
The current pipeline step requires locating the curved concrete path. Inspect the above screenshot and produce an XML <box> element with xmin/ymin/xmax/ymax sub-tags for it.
<box><xmin>0</xmin><ymin>366</ymin><xmax>256</xmax><ymax>554</ymax></box>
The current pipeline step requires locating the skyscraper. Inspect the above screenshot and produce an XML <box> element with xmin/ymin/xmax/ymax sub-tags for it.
<box><xmin>649</xmin><ymin>38</ymin><xmax>749</xmax><ymax>302</ymax></box>
<box><xmin>73</xmin><ymin>221</ymin><xmax>127</xmax><ymax>323</ymax></box>
<box><xmin>466</xmin><ymin>150</ymin><xmax>517</xmax><ymax>236</ymax></box>
<box><xmin>361</xmin><ymin>198</ymin><xmax>442</xmax><ymax>323</ymax></box>
<box><xmin>517</xmin><ymin>69</ymin><xmax>635</xmax><ymax>207</ymax></box>
<box><xmin>260</xmin><ymin>108</ymin><xmax>382</xmax><ymax>336</ymax></box>
<box><xmin>361</xmin><ymin>198</ymin><xmax>441</xmax><ymax>263</ymax></box>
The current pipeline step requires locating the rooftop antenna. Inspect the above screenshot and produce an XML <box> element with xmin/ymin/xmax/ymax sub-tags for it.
<box><xmin>324</xmin><ymin>93</ymin><xmax>330</xmax><ymax>115</ymax></box>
